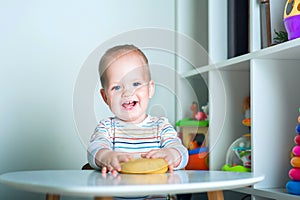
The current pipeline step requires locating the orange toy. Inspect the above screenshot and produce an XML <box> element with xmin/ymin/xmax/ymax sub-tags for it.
<box><xmin>291</xmin><ymin>157</ymin><xmax>300</xmax><ymax>168</ymax></box>
<box><xmin>242</xmin><ymin>96</ymin><xmax>251</xmax><ymax>127</ymax></box>
<box><xmin>185</xmin><ymin>152</ymin><xmax>209</xmax><ymax>170</ymax></box>
<box><xmin>185</xmin><ymin>133</ymin><xmax>209</xmax><ymax>170</ymax></box>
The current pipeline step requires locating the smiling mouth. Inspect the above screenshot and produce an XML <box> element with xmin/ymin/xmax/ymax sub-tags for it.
<box><xmin>122</xmin><ymin>100</ymin><xmax>138</xmax><ymax>109</ymax></box>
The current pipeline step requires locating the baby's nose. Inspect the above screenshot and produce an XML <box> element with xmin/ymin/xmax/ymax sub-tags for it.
<box><xmin>122</xmin><ymin>87</ymin><xmax>134</xmax><ymax>97</ymax></box>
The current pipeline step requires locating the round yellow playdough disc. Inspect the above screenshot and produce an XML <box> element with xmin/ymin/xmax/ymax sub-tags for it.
<box><xmin>120</xmin><ymin>173</ymin><xmax>168</xmax><ymax>184</ymax></box>
<box><xmin>120</xmin><ymin>158</ymin><xmax>168</xmax><ymax>174</ymax></box>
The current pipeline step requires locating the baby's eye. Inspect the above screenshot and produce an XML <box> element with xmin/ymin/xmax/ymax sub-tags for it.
<box><xmin>133</xmin><ymin>82</ymin><xmax>141</xmax><ymax>87</ymax></box>
<box><xmin>112</xmin><ymin>85</ymin><xmax>121</xmax><ymax>91</ymax></box>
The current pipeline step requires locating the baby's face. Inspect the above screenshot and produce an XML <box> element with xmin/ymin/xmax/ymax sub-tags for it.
<box><xmin>101</xmin><ymin>53</ymin><xmax>154</xmax><ymax>123</ymax></box>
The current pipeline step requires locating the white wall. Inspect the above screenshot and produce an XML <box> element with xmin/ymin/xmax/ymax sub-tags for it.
<box><xmin>0</xmin><ymin>1</ymin><xmax>175</xmax><ymax>199</ymax></box>
<box><xmin>176</xmin><ymin>0</ymin><xmax>208</xmax><ymax>120</ymax></box>
<box><xmin>270</xmin><ymin>0</ymin><xmax>286</xmax><ymax>44</ymax></box>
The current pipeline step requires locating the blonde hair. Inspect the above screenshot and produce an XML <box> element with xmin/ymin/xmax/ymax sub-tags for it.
<box><xmin>99</xmin><ymin>44</ymin><xmax>150</xmax><ymax>88</ymax></box>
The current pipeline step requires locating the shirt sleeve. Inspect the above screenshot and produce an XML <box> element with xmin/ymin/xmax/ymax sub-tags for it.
<box><xmin>157</xmin><ymin>117</ymin><xmax>188</xmax><ymax>170</ymax></box>
<box><xmin>87</xmin><ymin>118</ymin><xmax>113</xmax><ymax>169</ymax></box>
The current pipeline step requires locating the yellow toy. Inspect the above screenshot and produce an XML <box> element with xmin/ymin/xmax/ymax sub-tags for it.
<box><xmin>284</xmin><ymin>0</ymin><xmax>300</xmax><ymax>40</ymax></box>
<box><xmin>120</xmin><ymin>158</ymin><xmax>168</xmax><ymax>174</ymax></box>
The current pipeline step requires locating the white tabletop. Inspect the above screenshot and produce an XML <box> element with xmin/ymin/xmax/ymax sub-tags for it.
<box><xmin>0</xmin><ymin>170</ymin><xmax>264</xmax><ymax>197</ymax></box>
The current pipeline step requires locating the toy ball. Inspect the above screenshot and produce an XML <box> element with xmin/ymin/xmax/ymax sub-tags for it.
<box><xmin>287</xmin><ymin>180</ymin><xmax>300</xmax><ymax>195</ymax></box>
<box><xmin>291</xmin><ymin>156</ymin><xmax>300</xmax><ymax>168</ymax></box>
<box><xmin>289</xmin><ymin>168</ymin><xmax>300</xmax><ymax>181</ymax></box>
<box><xmin>284</xmin><ymin>0</ymin><xmax>300</xmax><ymax>40</ymax></box>
<box><xmin>222</xmin><ymin>134</ymin><xmax>251</xmax><ymax>172</ymax></box>
<box><xmin>293</xmin><ymin>146</ymin><xmax>300</xmax><ymax>156</ymax></box>
<box><xmin>295</xmin><ymin>135</ymin><xmax>300</xmax><ymax>145</ymax></box>
<box><xmin>296</xmin><ymin>124</ymin><xmax>300</xmax><ymax>134</ymax></box>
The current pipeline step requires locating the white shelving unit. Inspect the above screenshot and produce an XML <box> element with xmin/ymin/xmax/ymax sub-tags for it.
<box><xmin>180</xmin><ymin>1</ymin><xmax>300</xmax><ymax>199</ymax></box>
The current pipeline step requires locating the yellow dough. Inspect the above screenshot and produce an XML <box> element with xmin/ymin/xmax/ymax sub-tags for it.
<box><xmin>119</xmin><ymin>173</ymin><xmax>169</xmax><ymax>184</ymax></box>
<box><xmin>120</xmin><ymin>158</ymin><xmax>168</xmax><ymax>174</ymax></box>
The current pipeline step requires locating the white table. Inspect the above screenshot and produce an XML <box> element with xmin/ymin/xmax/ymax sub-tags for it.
<box><xmin>0</xmin><ymin>170</ymin><xmax>264</xmax><ymax>199</ymax></box>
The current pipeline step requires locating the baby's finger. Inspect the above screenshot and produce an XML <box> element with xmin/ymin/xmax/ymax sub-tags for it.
<box><xmin>168</xmin><ymin>165</ymin><xmax>174</xmax><ymax>174</ymax></box>
<box><xmin>101</xmin><ymin>166</ymin><xmax>108</xmax><ymax>174</ymax></box>
<box><xmin>111</xmin><ymin>170</ymin><xmax>119</xmax><ymax>176</ymax></box>
<box><xmin>140</xmin><ymin>153</ymin><xmax>147</xmax><ymax>158</ymax></box>
<box><xmin>118</xmin><ymin>154</ymin><xmax>132</xmax><ymax>163</ymax></box>
<box><xmin>143</xmin><ymin>149</ymin><xmax>159</xmax><ymax>158</ymax></box>
<box><xmin>111</xmin><ymin>158</ymin><xmax>121</xmax><ymax>171</ymax></box>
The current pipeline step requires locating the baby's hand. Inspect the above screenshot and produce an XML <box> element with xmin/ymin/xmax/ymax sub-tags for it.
<box><xmin>95</xmin><ymin>149</ymin><xmax>132</xmax><ymax>174</ymax></box>
<box><xmin>141</xmin><ymin>148</ymin><xmax>181</xmax><ymax>173</ymax></box>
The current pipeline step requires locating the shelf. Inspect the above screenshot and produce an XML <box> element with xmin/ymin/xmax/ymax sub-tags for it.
<box><xmin>181</xmin><ymin>55</ymin><xmax>251</xmax><ymax>78</ymax></box>
<box><xmin>181</xmin><ymin>38</ymin><xmax>300</xmax><ymax>78</ymax></box>
<box><xmin>256</xmin><ymin>37</ymin><xmax>300</xmax><ymax>60</ymax></box>
<box><xmin>196</xmin><ymin>1</ymin><xmax>300</xmax><ymax>199</ymax></box>
<box><xmin>232</xmin><ymin>187</ymin><xmax>300</xmax><ymax>200</ymax></box>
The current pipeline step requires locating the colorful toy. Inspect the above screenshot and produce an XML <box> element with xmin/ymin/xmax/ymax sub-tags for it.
<box><xmin>177</xmin><ymin>103</ymin><xmax>210</xmax><ymax>170</ymax></box>
<box><xmin>222</xmin><ymin>134</ymin><xmax>251</xmax><ymax>172</ymax></box>
<box><xmin>222</xmin><ymin>96</ymin><xmax>251</xmax><ymax>172</ymax></box>
<box><xmin>190</xmin><ymin>101</ymin><xmax>208</xmax><ymax>121</ymax></box>
<box><xmin>284</xmin><ymin>0</ymin><xmax>300</xmax><ymax>40</ymax></box>
<box><xmin>185</xmin><ymin>152</ymin><xmax>209</xmax><ymax>170</ymax></box>
<box><xmin>188</xmin><ymin>133</ymin><xmax>205</xmax><ymax>150</ymax></box>
<box><xmin>185</xmin><ymin>133</ymin><xmax>209</xmax><ymax>170</ymax></box>
<box><xmin>286</xmin><ymin>107</ymin><xmax>300</xmax><ymax>195</ymax></box>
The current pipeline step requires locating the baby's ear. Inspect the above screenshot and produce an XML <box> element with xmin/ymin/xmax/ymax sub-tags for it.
<box><xmin>148</xmin><ymin>80</ymin><xmax>155</xmax><ymax>98</ymax></box>
<box><xmin>100</xmin><ymin>89</ymin><xmax>108</xmax><ymax>104</ymax></box>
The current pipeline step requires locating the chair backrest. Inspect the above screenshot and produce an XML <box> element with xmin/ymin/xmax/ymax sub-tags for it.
<box><xmin>82</xmin><ymin>163</ymin><xmax>93</xmax><ymax>170</ymax></box>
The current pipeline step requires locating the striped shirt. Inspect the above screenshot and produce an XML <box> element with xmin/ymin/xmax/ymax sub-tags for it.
<box><xmin>88</xmin><ymin>115</ymin><xmax>188</xmax><ymax>170</ymax></box>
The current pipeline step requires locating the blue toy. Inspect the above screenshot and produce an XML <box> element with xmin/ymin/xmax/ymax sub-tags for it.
<box><xmin>287</xmin><ymin>181</ymin><xmax>300</xmax><ymax>195</ymax></box>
